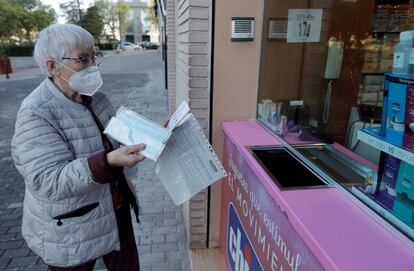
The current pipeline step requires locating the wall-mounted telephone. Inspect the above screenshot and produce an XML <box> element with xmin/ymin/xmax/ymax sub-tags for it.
<box><xmin>323</xmin><ymin>40</ymin><xmax>344</xmax><ymax>124</ymax></box>
<box><xmin>324</xmin><ymin>41</ymin><xmax>344</xmax><ymax>79</ymax></box>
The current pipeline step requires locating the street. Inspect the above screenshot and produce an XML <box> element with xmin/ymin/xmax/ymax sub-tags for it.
<box><xmin>0</xmin><ymin>51</ymin><xmax>189</xmax><ymax>271</ymax></box>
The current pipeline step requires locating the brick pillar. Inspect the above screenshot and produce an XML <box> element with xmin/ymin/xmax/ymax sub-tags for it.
<box><xmin>170</xmin><ymin>0</ymin><xmax>212</xmax><ymax>249</ymax></box>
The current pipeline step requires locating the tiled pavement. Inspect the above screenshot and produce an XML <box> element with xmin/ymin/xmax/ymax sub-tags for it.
<box><xmin>0</xmin><ymin>51</ymin><xmax>191</xmax><ymax>270</ymax></box>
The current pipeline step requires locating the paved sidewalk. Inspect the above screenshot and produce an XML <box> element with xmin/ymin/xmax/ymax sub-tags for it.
<box><xmin>0</xmin><ymin>52</ymin><xmax>191</xmax><ymax>271</ymax></box>
<box><xmin>0</xmin><ymin>67</ymin><xmax>42</xmax><ymax>82</ymax></box>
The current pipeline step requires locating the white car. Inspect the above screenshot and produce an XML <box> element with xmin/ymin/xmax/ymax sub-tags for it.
<box><xmin>120</xmin><ymin>42</ymin><xmax>140</xmax><ymax>51</ymax></box>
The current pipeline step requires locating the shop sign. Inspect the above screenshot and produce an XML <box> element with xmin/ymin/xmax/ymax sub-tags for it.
<box><xmin>221</xmin><ymin>136</ymin><xmax>325</xmax><ymax>271</ymax></box>
<box><xmin>227</xmin><ymin>203</ymin><xmax>264</xmax><ymax>271</ymax></box>
<box><xmin>287</xmin><ymin>9</ymin><xmax>322</xmax><ymax>43</ymax></box>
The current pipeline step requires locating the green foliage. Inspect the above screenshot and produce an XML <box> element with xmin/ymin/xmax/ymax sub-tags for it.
<box><xmin>144</xmin><ymin>0</ymin><xmax>159</xmax><ymax>30</ymax></box>
<box><xmin>0</xmin><ymin>0</ymin><xmax>56</xmax><ymax>44</ymax></box>
<box><xmin>94</xmin><ymin>0</ymin><xmax>124</xmax><ymax>40</ymax></box>
<box><xmin>81</xmin><ymin>5</ymin><xmax>104</xmax><ymax>38</ymax></box>
<box><xmin>0</xmin><ymin>1</ymin><xmax>20</xmax><ymax>41</ymax></box>
<box><xmin>60</xmin><ymin>1</ymin><xmax>105</xmax><ymax>39</ymax></box>
<box><xmin>59</xmin><ymin>0</ymin><xmax>133</xmax><ymax>42</ymax></box>
<box><xmin>117</xmin><ymin>2</ymin><xmax>131</xmax><ymax>38</ymax></box>
<box><xmin>60</xmin><ymin>0</ymin><xmax>83</xmax><ymax>25</ymax></box>
<box><xmin>96</xmin><ymin>43</ymin><xmax>116</xmax><ymax>50</ymax></box>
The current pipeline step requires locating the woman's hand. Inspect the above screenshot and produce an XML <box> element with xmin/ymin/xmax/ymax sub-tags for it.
<box><xmin>106</xmin><ymin>144</ymin><xmax>146</xmax><ymax>167</ymax></box>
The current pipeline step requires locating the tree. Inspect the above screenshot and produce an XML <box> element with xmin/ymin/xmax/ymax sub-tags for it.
<box><xmin>81</xmin><ymin>5</ymin><xmax>104</xmax><ymax>39</ymax></box>
<box><xmin>117</xmin><ymin>2</ymin><xmax>131</xmax><ymax>42</ymax></box>
<box><xmin>0</xmin><ymin>0</ymin><xmax>56</xmax><ymax>44</ymax></box>
<box><xmin>19</xmin><ymin>1</ymin><xmax>56</xmax><ymax>43</ymax></box>
<box><xmin>0</xmin><ymin>0</ymin><xmax>20</xmax><ymax>43</ymax></box>
<box><xmin>94</xmin><ymin>0</ymin><xmax>131</xmax><ymax>42</ymax></box>
<box><xmin>60</xmin><ymin>0</ymin><xmax>83</xmax><ymax>26</ymax></box>
<box><xmin>32</xmin><ymin>8</ymin><xmax>56</xmax><ymax>32</ymax></box>
<box><xmin>95</xmin><ymin>0</ymin><xmax>119</xmax><ymax>40</ymax></box>
<box><xmin>144</xmin><ymin>0</ymin><xmax>159</xmax><ymax>30</ymax></box>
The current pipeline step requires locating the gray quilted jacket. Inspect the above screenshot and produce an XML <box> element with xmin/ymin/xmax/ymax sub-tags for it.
<box><xmin>11</xmin><ymin>78</ymin><xmax>120</xmax><ymax>267</ymax></box>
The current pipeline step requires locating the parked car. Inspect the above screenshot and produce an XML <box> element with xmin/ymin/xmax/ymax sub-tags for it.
<box><xmin>119</xmin><ymin>42</ymin><xmax>140</xmax><ymax>51</ymax></box>
<box><xmin>140</xmin><ymin>41</ymin><xmax>159</xmax><ymax>50</ymax></box>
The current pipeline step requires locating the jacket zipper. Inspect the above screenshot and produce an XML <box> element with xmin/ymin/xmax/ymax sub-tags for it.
<box><xmin>53</xmin><ymin>202</ymin><xmax>99</xmax><ymax>226</ymax></box>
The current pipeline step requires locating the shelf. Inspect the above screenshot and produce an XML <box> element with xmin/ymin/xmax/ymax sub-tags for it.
<box><xmin>384</xmin><ymin>73</ymin><xmax>414</xmax><ymax>85</ymax></box>
<box><xmin>371</xmin><ymin>31</ymin><xmax>401</xmax><ymax>35</ymax></box>
<box><xmin>352</xmin><ymin>185</ymin><xmax>414</xmax><ymax>240</ymax></box>
<box><xmin>374</xmin><ymin>0</ymin><xmax>409</xmax><ymax>5</ymax></box>
<box><xmin>362</xmin><ymin>72</ymin><xmax>386</xmax><ymax>76</ymax></box>
<box><xmin>357</xmin><ymin>128</ymin><xmax>414</xmax><ymax>165</ymax></box>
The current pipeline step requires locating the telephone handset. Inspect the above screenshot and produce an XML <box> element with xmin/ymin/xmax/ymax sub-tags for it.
<box><xmin>324</xmin><ymin>41</ymin><xmax>344</xmax><ymax>79</ymax></box>
<box><xmin>323</xmin><ymin>40</ymin><xmax>344</xmax><ymax>124</ymax></box>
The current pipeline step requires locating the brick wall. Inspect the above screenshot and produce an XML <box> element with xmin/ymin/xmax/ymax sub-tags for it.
<box><xmin>167</xmin><ymin>0</ymin><xmax>177</xmax><ymax>115</ymax></box>
<box><xmin>167</xmin><ymin>0</ymin><xmax>212</xmax><ymax>249</ymax></box>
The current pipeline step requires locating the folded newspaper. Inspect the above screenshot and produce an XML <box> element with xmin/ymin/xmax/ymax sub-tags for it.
<box><xmin>104</xmin><ymin>101</ymin><xmax>227</xmax><ymax>205</ymax></box>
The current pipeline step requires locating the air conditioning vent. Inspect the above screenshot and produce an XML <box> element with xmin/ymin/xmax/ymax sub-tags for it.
<box><xmin>231</xmin><ymin>17</ymin><xmax>254</xmax><ymax>41</ymax></box>
<box><xmin>268</xmin><ymin>19</ymin><xmax>287</xmax><ymax>39</ymax></box>
<box><xmin>234</xmin><ymin>21</ymin><xmax>252</xmax><ymax>33</ymax></box>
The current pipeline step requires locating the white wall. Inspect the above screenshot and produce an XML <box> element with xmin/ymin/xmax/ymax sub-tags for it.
<box><xmin>10</xmin><ymin>57</ymin><xmax>37</xmax><ymax>70</ymax></box>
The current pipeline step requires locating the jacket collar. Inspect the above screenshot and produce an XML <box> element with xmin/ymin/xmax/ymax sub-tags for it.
<box><xmin>44</xmin><ymin>77</ymin><xmax>91</xmax><ymax>111</ymax></box>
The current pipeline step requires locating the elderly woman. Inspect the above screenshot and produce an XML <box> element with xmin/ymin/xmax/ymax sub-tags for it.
<box><xmin>11</xmin><ymin>24</ymin><xmax>144</xmax><ymax>271</ymax></box>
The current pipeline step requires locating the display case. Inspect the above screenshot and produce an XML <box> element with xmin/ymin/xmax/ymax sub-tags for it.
<box><xmin>216</xmin><ymin>0</ymin><xmax>414</xmax><ymax>270</ymax></box>
<box><xmin>220</xmin><ymin>120</ymin><xmax>414</xmax><ymax>271</ymax></box>
<box><xmin>216</xmin><ymin>0</ymin><xmax>414</xmax><ymax>271</ymax></box>
<box><xmin>253</xmin><ymin>0</ymin><xmax>414</xmax><ymax>251</ymax></box>
<box><xmin>354</xmin><ymin>73</ymin><xmax>414</xmax><ymax>240</ymax></box>
<box><xmin>356</xmin><ymin>128</ymin><xmax>414</xmax><ymax>239</ymax></box>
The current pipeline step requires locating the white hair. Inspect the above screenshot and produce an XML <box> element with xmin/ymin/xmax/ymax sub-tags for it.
<box><xmin>34</xmin><ymin>24</ymin><xmax>94</xmax><ymax>77</ymax></box>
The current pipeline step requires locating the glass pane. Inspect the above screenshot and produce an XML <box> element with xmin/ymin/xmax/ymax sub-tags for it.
<box><xmin>257</xmin><ymin>0</ymin><xmax>414</xmax><ymax>240</ymax></box>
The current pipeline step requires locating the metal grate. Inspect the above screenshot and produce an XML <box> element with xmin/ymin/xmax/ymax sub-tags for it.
<box><xmin>231</xmin><ymin>17</ymin><xmax>254</xmax><ymax>41</ymax></box>
<box><xmin>234</xmin><ymin>21</ymin><xmax>253</xmax><ymax>33</ymax></box>
<box><xmin>268</xmin><ymin>19</ymin><xmax>287</xmax><ymax>39</ymax></box>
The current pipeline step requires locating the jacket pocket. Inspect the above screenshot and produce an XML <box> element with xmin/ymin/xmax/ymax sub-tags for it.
<box><xmin>53</xmin><ymin>202</ymin><xmax>99</xmax><ymax>226</ymax></box>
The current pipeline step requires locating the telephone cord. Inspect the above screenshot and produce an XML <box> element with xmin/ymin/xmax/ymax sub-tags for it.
<box><xmin>323</xmin><ymin>79</ymin><xmax>333</xmax><ymax>124</ymax></box>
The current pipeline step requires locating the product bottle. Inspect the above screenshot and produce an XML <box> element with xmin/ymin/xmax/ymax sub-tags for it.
<box><xmin>270</xmin><ymin>103</ymin><xmax>277</xmax><ymax>126</ymax></box>
<box><xmin>392</xmin><ymin>30</ymin><xmax>414</xmax><ymax>75</ymax></box>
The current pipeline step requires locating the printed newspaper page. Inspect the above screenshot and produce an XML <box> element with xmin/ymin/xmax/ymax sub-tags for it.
<box><xmin>155</xmin><ymin>113</ymin><xmax>227</xmax><ymax>205</ymax></box>
<box><xmin>166</xmin><ymin>101</ymin><xmax>190</xmax><ymax>131</ymax></box>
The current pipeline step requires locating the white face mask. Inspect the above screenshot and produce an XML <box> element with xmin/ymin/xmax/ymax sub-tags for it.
<box><xmin>59</xmin><ymin>63</ymin><xmax>103</xmax><ymax>96</ymax></box>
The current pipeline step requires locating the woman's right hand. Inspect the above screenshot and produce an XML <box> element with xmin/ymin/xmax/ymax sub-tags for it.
<box><xmin>106</xmin><ymin>144</ymin><xmax>146</xmax><ymax>167</ymax></box>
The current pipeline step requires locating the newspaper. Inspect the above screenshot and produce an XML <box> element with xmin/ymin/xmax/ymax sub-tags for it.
<box><xmin>104</xmin><ymin>101</ymin><xmax>227</xmax><ymax>205</ymax></box>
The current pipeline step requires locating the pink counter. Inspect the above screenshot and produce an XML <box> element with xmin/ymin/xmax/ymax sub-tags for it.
<box><xmin>219</xmin><ymin>120</ymin><xmax>414</xmax><ymax>271</ymax></box>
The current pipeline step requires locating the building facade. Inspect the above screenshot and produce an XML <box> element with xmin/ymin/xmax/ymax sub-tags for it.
<box><xmin>122</xmin><ymin>0</ymin><xmax>159</xmax><ymax>43</ymax></box>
